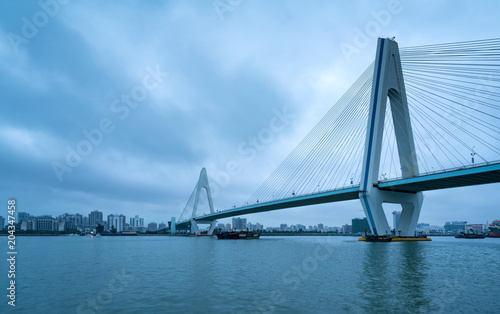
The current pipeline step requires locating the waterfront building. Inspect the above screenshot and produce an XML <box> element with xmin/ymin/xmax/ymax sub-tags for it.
<box><xmin>467</xmin><ymin>224</ymin><xmax>484</xmax><ymax>233</ymax></box>
<box><xmin>352</xmin><ymin>218</ymin><xmax>369</xmax><ymax>234</ymax></box>
<box><xmin>444</xmin><ymin>221</ymin><xmax>467</xmax><ymax>233</ymax></box>
<box><xmin>147</xmin><ymin>222</ymin><xmax>158</xmax><ymax>232</ymax></box>
<box><xmin>318</xmin><ymin>223</ymin><xmax>324</xmax><ymax>231</ymax></box>
<box><xmin>89</xmin><ymin>210</ymin><xmax>103</xmax><ymax>227</ymax></box>
<box><xmin>341</xmin><ymin>224</ymin><xmax>352</xmax><ymax>234</ymax></box>
<box><xmin>232</xmin><ymin>217</ymin><xmax>247</xmax><ymax>230</ymax></box>
<box><xmin>130</xmin><ymin>215</ymin><xmax>144</xmax><ymax>228</ymax></box>
<box><xmin>107</xmin><ymin>214</ymin><xmax>126</xmax><ymax>232</ymax></box>
<box><xmin>159</xmin><ymin>222</ymin><xmax>167</xmax><ymax>230</ymax></box>
<box><xmin>417</xmin><ymin>223</ymin><xmax>430</xmax><ymax>230</ymax></box>
<box><xmin>255</xmin><ymin>222</ymin><xmax>264</xmax><ymax>230</ymax></box>
<box><xmin>0</xmin><ymin>216</ymin><xmax>5</xmax><ymax>229</ymax></box>
<box><xmin>58</xmin><ymin>213</ymin><xmax>83</xmax><ymax>228</ymax></box>
<box><xmin>217</xmin><ymin>223</ymin><xmax>227</xmax><ymax>231</ymax></box>
<box><xmin>392</xmin><ymin>211</ymin><xmax>401</xmax><ymax>230</ymax></box>
<box><xmin>82</xmin><ymin>216</ymin><xmax>90</xmax><ymax>228</ymax></box>
<box><xmin>280</xmin><ymin>223</ymin><xmax>288</xmax><ymax>231</ymax></box>
<box><xmin>130</xmin><ymin>215</ymin><xmax>145</xmax><ymax>229</ymax></box>
<box><xmin>17</xmin><ymin>212</ymin><xmax>30</xmax><ymax>223</ymax></box>
<box><xmin>21</xmin><ymin>220</ymin><xmax>33</xmax><ymax>231</ymax></box>
<box><xmin>34</xmin><ymin>215</ymin><xmax>58</xmax><ymax>231</ymax></box>
<box><xmin>57</xmin><ymin>221</ymin><xmax>66</xmax><ymax>232</ymax></box>
<box><xmin>297</xmin><ymin>224</ymin><xmax>306</xmax><ymax>231</ymax></box>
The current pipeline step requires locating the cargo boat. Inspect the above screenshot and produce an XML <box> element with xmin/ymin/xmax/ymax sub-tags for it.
<box><xmin>455</xmin><ymin>231</ymin><xmax>485</xmax><ymax>239</ymax></box>
<box><xmin>488</xmin><ymin>227</ymin><xmax>500</xmax><ymax>238</ymax></box>
<box><xmin>216</xmin><ymin>230</ymin><xmax>260</xmax><ymax>239</ymax></box>
<box><xmin>359</xmin><ymin>234</ymin><xmax>431</xmax><ymax>242</ymax></box>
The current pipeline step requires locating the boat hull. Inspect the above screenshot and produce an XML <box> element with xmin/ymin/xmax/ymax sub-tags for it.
<box><xmin>359</xmin><ymin>235</ymin><xmax>431</xmax><ymax>242</ymax></box>
<box><xmin>216</xmin><ymin>231</ymin><xmax>260</xmax><ymax>239</ymax></box>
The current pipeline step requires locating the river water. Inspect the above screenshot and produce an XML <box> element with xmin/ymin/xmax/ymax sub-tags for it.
<box><xmin>0</xmin><ymin>235</ymin><xmax>498</xmax><ymax>313</ymax></box>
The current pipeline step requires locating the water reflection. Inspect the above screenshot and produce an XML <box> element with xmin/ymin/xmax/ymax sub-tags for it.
<box><xmin>397</xmin><ymin>242</ymin><xmax>430</xmax><ymax>311</ymax></box>
<box><xmin>360</xmin><ymin>242</ymin><xmax>431</xmax><ymax>312</ymax></box>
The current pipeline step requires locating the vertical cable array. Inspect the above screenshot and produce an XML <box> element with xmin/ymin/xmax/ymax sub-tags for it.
<box><xmin>245</xmin><ymin>63</ymin><xmax>374</xmax><ymax>205</ymax></box>
<box><xmin>398</xmin><ymin>38</ymin><xmax>500</xmax><ymax>176</ymax></box>
<box><xmin>231</xmin><ymin>38</ymin><xmax>500</xmax><ymax>208</ymax></box>
<box><xmin>179</xmin><ymin>183</ymin><xmax>197</xmax><ymax>221</ymax></box>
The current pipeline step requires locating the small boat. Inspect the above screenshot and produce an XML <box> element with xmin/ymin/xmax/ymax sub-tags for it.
<box><xmin>455</xmin><ymin>229</ymin><xmax>485</xmax><ymax>239</ymax></box>
<box><xmin>216</xmin><ymin>230</ymin><xmax>260</xmax><ymax>239</ymax></box>
<box><xmin>363</xmin><ymin>235</ymin><xmax>393</xmax><ymax>242</ymax></box>
<box><xmin>359</xmin><ymin>233</ymin><xmax>430</xmax><ymax>242</ymax></box>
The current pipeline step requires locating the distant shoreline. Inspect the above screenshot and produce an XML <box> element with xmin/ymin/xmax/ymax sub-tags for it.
<box><xmin>0</xmin><ymin>233</ymin><xmax>460</xmax><ymax>237</ymax></box>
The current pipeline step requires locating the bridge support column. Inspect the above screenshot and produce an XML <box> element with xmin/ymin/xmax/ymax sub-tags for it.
<box><xmin>170</xmin><ymin>217</ymin><xmax>176</xmax><ymax>234</ymax></box>
<box><xmin>360</xmin><ymin>189</ymin><xmax>423</xmax><ymax>236</ymax></box>
<box><xmin>360</xmin><ymin>38</ymin><xmax>423</xmax><ymax>236</ymax></box>
<box><xmin>191</xmin><ymin>220</ymin><xmax>217</xmax><ymax>235</ymax></box>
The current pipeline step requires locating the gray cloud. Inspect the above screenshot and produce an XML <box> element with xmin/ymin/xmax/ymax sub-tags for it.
<box><xmin>1</xmin><ymin>0</ymin><xmax>499</xmax><ymax>227</ymax></box>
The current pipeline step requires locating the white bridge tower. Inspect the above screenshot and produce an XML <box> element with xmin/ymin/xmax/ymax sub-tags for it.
<box><xmin>189</xmin><ymin>168</ymin><xmax>217</xmax><ymax>235</ymax></box>
<box><xmin>359</xmin><ymin>38</ymin><xmax>423</xmax><ymax>236</ymax></box>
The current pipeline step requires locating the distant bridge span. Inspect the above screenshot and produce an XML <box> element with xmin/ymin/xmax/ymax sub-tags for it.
<box><xmin>177</xmin><ymin>162</ymin><xmax>500</xmax><ymax>226</ymax></box>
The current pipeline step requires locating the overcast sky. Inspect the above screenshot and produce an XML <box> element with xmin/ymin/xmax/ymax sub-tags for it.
<box><xmin>1</xmin><ymin>0</ymin><xmax>499</xmax><ymax>229</ymax></box>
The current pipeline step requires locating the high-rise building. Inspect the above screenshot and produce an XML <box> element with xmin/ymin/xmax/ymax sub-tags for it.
<box><xmin>318</xmin><ymin>223</ymin><xmax>324</xmax><ymax>231</ymax></box>
<box><xmin>107</xmin><ymin>214</ymin><xmax>126</xmax><ymax>233</ymax></box>
<box><xmin>444</xmin><ymin>221</ymin><xmax>467</xmax><ymax>233</ymax></box>
<box><xmin>58</xmin><ymin>213</ymin><xmax>83</xmax><ymax>228</ymax></box>
<box><xmin>0</xmin><ymin>216</ymin><xmax>5</xmax><ymax>230</ymax></box>
<box><xmin>217</xmin><ymin>223</ymin><xmax>227</xmax><ymax>231</ymax></box>
<box><xmin>232</xmin><ymin>217</ymin><xmax>247</xmax><ymax>230</ymax></box>
<box><xmin>297</xmin><ymin>224</ymin><xmax>306</xmax><ymax>231</ymax></box>
<box><xmin>82</xmin><ymin>217</ymin><xmax>90</xmax><ymax>227</ymax></box>
<box><xmin>341</xmin><ymin>224</ymin><xmax>352</xmax><ymax>233</ymax></box>
<box><xmin>417</xmin><ymin>223</ymin><xmax>430</xmax><ymax>230</ymax></box>
<box><xmin>89</xmin><ymin>210</ymin><xmax>103</xmax><ymax>227</ymax></box>
<box><xmin>17</xmin><ymin>212</ymin><xmax>30</xmax><ymax>223</ymax></box>
<box><xmin>130</xmin><ymin>215</ymin><xmax>144</xmax><ymax>228</ymax></box>
<box><xmin>280</xmin><ymin>223</ymin><xmax>288</xmax><ymax>231</ymax></box>
<box><xmin>158</xmin><ymin>222</ymin><xmax>167</xmax><ymax>230</ymax></box>
<box><xmin>255</xmin><ymin>222</ymin><xmax>264</xmax><ymax>230</ymax></box>
<box><xmin>352</xmin><ymin>218</ymin><xmax>369</xmax><ymax>234</ymax></box>
<box><xmin>147</xmin><ymin>222</ymin><xmax>158</xmax><ymax>232</ymax></box>
<box><xmin>392</xmin><ymin>211</ymin><xmax>401</xmax><ymax>230</ymax></box>
<box><xmin>36</xmin><ymin>215</ymin><xmax>57</xmax><ymax>231</ymax></box>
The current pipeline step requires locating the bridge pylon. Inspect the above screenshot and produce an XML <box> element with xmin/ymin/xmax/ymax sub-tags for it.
<box><xmin>360</xmin><ymin>37</ymin><xmax>423</xmax><ymax>236</ymax></box>
<box><xmin>188</xmin><ymin>168</ymin><xmax>217</xmax><ymax>235</ymax></box>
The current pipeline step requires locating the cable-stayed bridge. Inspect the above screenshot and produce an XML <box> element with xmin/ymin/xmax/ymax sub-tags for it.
<box><xmin>175</xmin><ymin>38</ymin><xmax>500</xmax><ymax>236</ymax></box>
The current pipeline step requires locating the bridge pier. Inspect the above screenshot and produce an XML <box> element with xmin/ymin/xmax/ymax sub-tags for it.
<box><xmin>360</xmin><ymin>189</ymin><xmax>423</xmax><ymax>236</ymax></box>
<box><xmin>360</xmin><ymin>38</ymin><xmax>422</xmax><ymax>236</ymax></box>
<box><xmin>190</xmin><ymin>220</ymin><xmax>218</xmax><ymax>235</ymax></box>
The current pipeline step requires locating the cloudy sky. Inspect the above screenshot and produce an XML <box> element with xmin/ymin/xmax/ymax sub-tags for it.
<box><xmin>1</xmin><ymin>0</ymin><xmax>499</xmax><ymax>229</ymax></box>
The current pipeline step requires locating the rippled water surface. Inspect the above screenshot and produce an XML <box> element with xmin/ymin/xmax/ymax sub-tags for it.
<box><xmin>1</xmin><ymin>235</ymin><xmax>499</xmax><ymax>313</ymax></box>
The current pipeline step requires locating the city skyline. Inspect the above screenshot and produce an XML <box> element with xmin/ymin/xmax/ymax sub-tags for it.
<box><xmin>1</xmin><ymin>1</ymin><xmax>500</xmax><ymax>228</ymax></box>
<box><xmin>3</xmin><ymin>207</ymin><xmax>497</xmax><ymax>233</ymax></box>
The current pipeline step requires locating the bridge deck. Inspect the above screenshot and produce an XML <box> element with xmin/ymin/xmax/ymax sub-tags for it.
<box><xmin>379</xmin><ymin>163</ymin><xmax>500</xmax><ymax>193</ymax></box>
<box><xmin>178</xmin><ymin>163</ymin><xmax>500</xmax><ymax>224</ymax></box>
<box><xmin>187</xmin><ymin>187</ymin><xmax>359</xmax><ymax>223</ymax></box>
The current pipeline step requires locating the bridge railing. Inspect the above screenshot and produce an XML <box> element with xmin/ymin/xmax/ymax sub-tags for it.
<box><xmin>379</xmin><ymin>159</ymin><xmax>500</xmax><ymax>183</ymax></box>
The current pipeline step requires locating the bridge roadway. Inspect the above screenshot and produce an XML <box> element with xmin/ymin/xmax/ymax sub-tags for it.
<box><xmin>177</xmin><ymin>162</ymin><xmax>500</xmax><ymax>226</ymax></box>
